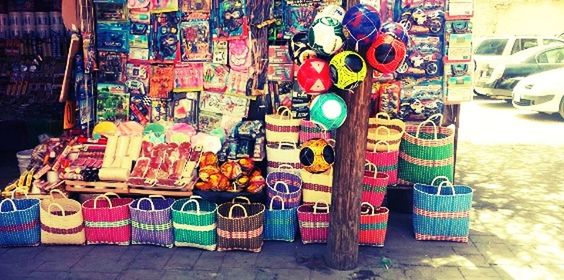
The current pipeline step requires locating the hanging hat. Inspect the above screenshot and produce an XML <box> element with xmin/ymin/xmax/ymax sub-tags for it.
<box><xmin>309</xmin><ymin>93</ymin><xmax>347</xmax><ymax>130</ymax></box>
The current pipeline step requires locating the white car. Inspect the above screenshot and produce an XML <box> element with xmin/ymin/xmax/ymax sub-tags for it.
<box><xmin>512</xmin><ymin>67</ymin><xmax>564</xmax><ymax>119</ymax></box>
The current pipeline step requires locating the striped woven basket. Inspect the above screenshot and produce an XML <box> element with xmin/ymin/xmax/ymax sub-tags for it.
<box><xmin>40</xmin><ymin>190</ymin><xmax>85</xmax><ymax>245</ymax></box>
<box><xmin>129</xmin><ymin>195</ymin><xmax>175</xmax><ymax>248</ymax></box>
<box><xmin>361</xmin><ymin>162</ymin><xmax>389</xmax><ymax>208</ymax></box>
<box><xmin>171</xmin><ymin>195</ymin><xmax>217</xmax><ymax>251</ymax></box>
<box><xmin>217</xmin><ymin>197</ymin><xmax>265</xmax><ymax>253</ymax></box>
<box><xmin>265</xmin><ymin>106</ymin><xmax>301</xmax><ymax>145</ymax></box>
<box><xmin>359</xmin><ymin>203</ymin><xmax>389</xmax><ymax>247</ymax></box>
<box><xmin>0</xmin><ymin>198</ymin><xmax>40</xmax><ymax>247</ymax></box>
<box><xmin>301</xmin><ymin>168</ymin><xmax>333</xmax><ymax>204</ymax></box>
<box><xmin>266</xmin><ymin>142</ymin><xmax>302</xmax><ymax>174</ymax></box>
<box><xmin>413</xmin><ymin>177</ymin><xmax>473</xmax><ymax>242</ymax></box>
<box><xmin>266</xmin><ymin>166</ymin><xmax>302</xmax><ymax>209</ymax></box>
<box><xmin>82</xmin><ymin>193</ymin><xmax>133</xmax><ymax>246</ymax></box>
<box><xmin>299</xmin><ymin>119</ymin><xmax>334</xmax><ymax>144</ymax></box>
<box><xmin>398</xmin><ymin>114</ymin><xmax>455</xmax><ymax>185</ymax></box>
<box><xmin>297</xmin><ymin>201</ymin><xmax>330</xmax><ymax>244</ymax></box>
<box><xmin>367</xmin><ymin>113</ymin><xmax>405</xmax><ymax>152</ymax></box>
<box><xmin>365</xmin><ymin>140</ymin><xmax>400</xmax><ymax>185</ymax></box>
<box><xmin>264</xmin><ymin>195</ymin><xmax>298</xmax><ymax>242</ymax></box>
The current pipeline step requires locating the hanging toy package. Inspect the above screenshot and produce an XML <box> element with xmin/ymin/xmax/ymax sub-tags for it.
<box><xmin>96</xmin><ymin>83</ymin><xmax>130</xmax><ymax>122</ymax></box>
<box><xmin>174</xmin><ymin>62</ymin><xmax>204</xmax><ymax>91</ymax></box>
<box><xmin>151</xmin><ymin>0</ymin><xmax>179</xmax><ymax>13</ymax></box>
<box><xmin>129</xmin><ymin>93</ymin><xmax>152</xmax><ymax>124</ymax></box>
<box><xmin>96</xmin><ymin>21</ymin><xmax>130</xmax><ymax>53</ymax></box>
<box><xmin>97</xmin><ymin>51</ymin><xmax>128</xmax><ymax>83</ymax></box>
<box><xmin>172</xmin><ymin>92</ymin><xmax>199</xmax><ymax>125</ymax></box>
<box><xmin>149</xmin><ymin>64</ymin><xmax>174</xmax><ymax>98</ymax></box>
<box><xmin>179</xmin><ymin>13</ymin><xmax>212</xmax><ymax>62</ymax></box>
<box><xmin>152</xmin><ymin>12</ymin><xmax>180</xmax><ymax>62</ymax></box>
<box><xmin>217</xmin><ymin>0</ymin><xmax>249</xmax><ymax>39</ymax></box>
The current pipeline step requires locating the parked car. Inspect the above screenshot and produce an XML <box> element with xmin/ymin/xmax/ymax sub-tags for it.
<box><xmin>473</xmin><ymin>44</ymin><xmax>564</xmax><ymax>99</ymax></box>
<box><xmin>512</xmin><ymin>67</ymin><xmax>564</xmax><ymax>119</ymax></box>
<box><xmin>473</xmin><ymin>35</ymin><xmax>564</xmax><ymax>97</ymax></box>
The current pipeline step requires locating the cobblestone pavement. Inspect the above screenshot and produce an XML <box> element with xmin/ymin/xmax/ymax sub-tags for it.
<box><xmin>0</xmin><ymin>98</ymin><xmax>563</xmax><ymax>280</ymax></box>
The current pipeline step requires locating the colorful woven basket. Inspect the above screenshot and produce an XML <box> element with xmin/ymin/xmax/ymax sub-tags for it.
<box><xmin>129</xmin><ymin>195</ymin><xmax>175</xmax><ymax>248</ymax></box>
<box><xmin>265</xmin><ymin>106</ymin><xmax>301</xmax><ymax>145</ymax></box>
<box><xmin>359</xmin><ymin>203</ymin><xmax>389</xmax><ymax>247</ymax></box>
<box><xmin>82</xmin><ymin>193</ymin><xmax>133</xmax><ymax>246</ymax></box>
<box><xmin>264</xmin><ymin>195</ymin><xmax>298</xmax><ymax>242</ymax></box>
<box><xmin>365</xmin><ymin>140</ymin><xmax>400</xmax><ymax>185</ymax></box>
<box><xmin>398</xmin><ymin>114</ymin><xmax>455</xmax><ymax>185</ymax></box>
<box><xmin>301</xmin><ymin>168</ymin><xmax>333</xmax><ymax>204</ymax></box>
<box><xmin>266</xmin><ymin>166</ymin><xmax>302</xmax><ymax>209</ymax></box>
<box><xmin>367</xmin><ymin>112</ymin><xmax>405</xmax><ymax>152</ymax></box>
<box><xmin>297</xmin><ymin>200</ymin><xmax>330</xmax><ymax>244</ymax></box>
<box><xmin>172</xmin><ymin>195</ymin><xmax>217</xmax><ymax>250</ymax></box>
<box><xmin>40</xmin><ymin>190</ymin><xmax>85</xmax><ymax>245</ymax></box>
<box><xmin>0</xmin><ymin>198</ymin><xmax>40</xmax><ymax>247</ymax></box>
<box><xmin>266</xmin><ymin>142</ymin><xmax>302</xmax><ymax>174</ymax></box>
<box><xmin>362</xmin><ymin>162</ymin><xmax>389</xmax><ymax>208</ymax></box>
<box><xmin>217</xmin><ymin>197</ymin><xmax>265</xmax><ymax>253</ymax></box>
<box><xmin>413</xmin><ymin>177</ymin><xmax>473</xmax><ymax>242</ymax></box>
<box><xmin>299</xmin><ymin>119</ymin><xmax>334</xmax><ymax>144</ymax></box>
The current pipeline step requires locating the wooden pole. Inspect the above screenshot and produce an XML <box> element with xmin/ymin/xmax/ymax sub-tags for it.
<box><xmin>326</xmin><ymin>0</ymin><xmax>372</xmax><ymax>269</ymax></box>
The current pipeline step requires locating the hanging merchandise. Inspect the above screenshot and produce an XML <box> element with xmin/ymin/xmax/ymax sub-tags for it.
<box><xmin>266</xmin><ymin>142</ymin><xmax>301</xmax><ymax>173</ymax></box>
<box><xmin>315</xmin><ymin>4</ymin><xmax>346</xmax><ymax>22</ymax></box>
<box><xmin>172</xmin><ymin>92</ymin><xmax>199</xmax><ymax>125</ymax></box>
<box><xmin>151</xmin><ymin>98</ymin><xmax>171</xmax><ymax>122</ymax></box>
<box><xmin>297</xmin><ymin>201</ymin><xmax>330</xmax><ymax>244</ymax></box>
<box><xmin>181</xmin><ymin>0</ymin><xmax>212</xmax><ymax>14</ymax></box>
<box><xmin>151</xmin><ymin>0</ymin><xmax>179</xmax><ymax>13</ymax></box>
<box><xmin>361</xmin><ymin>161</ymin><xmax>388</xmax><ymax>207</ymax></box>
<box><xmin>265</xmin><ymin>106</ymin><xmax>301</xmax><ymax>145</ymax></box>
<box><xmin>380</xmin><ymin>21</ymin><xmax>409</xmax><ymax>46</ymax></box>
<box><xmin>97</xmin><ymin>51</ymin><xmax>128</xmax><ymax>83</ymax></box>
<box><xmin>203</xmin><ymin>63</ymin><xmax>229</xmax><ymax>92</ymax></box>
<box><xmin>96</xmin><ymin>83</ymin><xmax>130</xmax><ymax>122</ymax></box>
<box><xmin>359</xmin><ymin>202</ymin><xmax>389</xmax><ymax>247</ymax></box>
<box><xmin>366</xmin><ymin>33</ymin><xmax>407</xmax><ymax>74</ymax></box>
<box><xmin>309</xmin><ymin>93</ymin><xmax>347</xmax><ymax>130</ymax></box>
<box><xmin>264</xmin><ymin>195</ymin><xmax>298</xmax><ymax>242</ymax></box>
<box><xmin>329</xmin><ymin>50</ymin><xmax>367</xmax><ymax>90</ymax></box>
<box><xmin>307</xmin><ymin>16</ymin><xmax>345</xmax><ymax>56</ymax></box>
<box><xmin>299</xmin><ymin>119</ymin><xmax>334</xmax><ymax>144</ymax></box>
<box><xmin>299</xmin><ymin>138</ymin><xmax>335</xmax><ymax>174</ymax></box>
<box><xmin>149</xmin><ymin>64</ymin><xmax>174</xmax><ymax>98</ymax></box>
<box><xmin>199</xmin><ymin>91</ymin><xmax>249</xmax><ymax>117</ymax></box>
<box><xmin>174</xmin><ymin>63</ymin><xmax>204</xmax><ymax>91</ymax></box>
<box><xmin>152</xmin><ymin>12</ymin><xmax>179</xmax><ymax>62</ymax></box>
<box><xmin>96</xmin><ymin>21</ymin><xmax>130</xmax><ymax>53</ymax></box>
<box><xmin>129</xmin><ymin>11</ymin><xmax>151</xmax><ymax>50</ymax></box>
<box><xmin>129</xmin><ymin>93</ymin><xmax>152</xmax><ymax>124</ymax></box>
<box><xmin>288</xmin><ymin>32</ymin><xmax>317</xmax><ymax>66</ymax></box>
<box><xmin>217</xmin><ymin>0</ymin><xmax>249</xmax><ymax>39</ymax></box>
<box><xmin>367</xmin><ymin>112</ymin><xmax>405</xmax><ymax>152</ymax></box>
<box><xmin>96</xmin><ymin>2</ymin><xmax>128</xmax><ymax>21</ymax></box>
<box><xmin>179</xmin><ymin>13</ymin><xmax>212</xmax><ymax>61</ymax></box>
<box><xmin>301</xmin><ymin>168</ymin><xmax>333</xmax><ymax>204</ymax></box>
<box><xmin>128</xmin><ymin>0</ymin><xmax>151</xmax><ymax>9</ymax></box>
<box><xmin>398</xmin><ymin>77</ymin><xmax>444</xmax><ymax>121</ymax></box>
<box><xmin>342</xmin><ymin>3</ymin><xmax>381</xmax><ymax>52</ymax></box>
<box><xmin>216</xmin><ymin>197</ymin><xmax>265</xmax><ymax>252</ymax></box>
<box><xmin>229</xmin><ymin>38</ymin><xmax>252</xmax><ymax>71</ymax></box>
<box><xmin>399</xmin><ymin>0</ymin><xmax>445</xmax><ymax>36</ymax></box>
<box><xmin>212</xmin><ymin>39</ymin><xmax>229</xmax><ymax>64</ymax></box>
<box><xmin>396</xmin><ymin>36</ymin><xmax>443</xmax><ymax>78</ymax></box>
<box><xmin>375</xmin><ymin>81</ymin><xmax>402</xmax><ymax>117</ymax></box>
<box><xmin>296</xmin><ymin>58</ymin><xmax>332</xmax><ymax>95</ymax></box>
<box><xmin>365</xmin><ymin>140</ymin><xmax>400</xmax><ymax>186</ymax></box>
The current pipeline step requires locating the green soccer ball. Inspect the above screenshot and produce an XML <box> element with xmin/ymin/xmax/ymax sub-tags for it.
<box><xmin>329</xmin><ymin>50</ymin><xmax>367</xmax><ymax>90</ymax></box>
<box><xmin>308</xmin><ymin>17</ymin><xmax>345</xmax><ymax>56</ymax></box>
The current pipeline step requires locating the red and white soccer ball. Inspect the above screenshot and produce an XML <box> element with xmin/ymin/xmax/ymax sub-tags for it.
<box><xmin>297</xmin><ymin>58</ymin><xmax>333</xmax><ymax>95</ymax></box>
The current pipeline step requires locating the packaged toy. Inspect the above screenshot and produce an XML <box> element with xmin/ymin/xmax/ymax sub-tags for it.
<box><xmin>96</xmin><ymin>21</ymin><xmax>130</xmax><ymax>53</ymax></box>
<box><xmin>217</xmin><ymin>0</ymin><xmax>249</xmax><ymax>39</ymax></box>
<box><xmin>97</xmin><ymin>51</ymin><xmax>128</xmax><ymax>83</ymax></box>
<box><xmin>397</xmin><ymin>36</ymin><xmax>443</xmax><ymax>77</ymax></box>
<box><xmin>149</xmin><ymin>64</ymin><xmax>174</xmax><ymax>98</ymax></box>
<box><xmin>179</xmin><ymin>14</ymin><xmax>212</xmax><ymax>61</ymax></box>
<box><xmin>174</xmin><ymin>63</ymin><xmax>204</xmax><ymax>91</ymax></box>
<box><xmin>96</xmin><ymin>83</ymin><xmax>130</xmax><ymax>122</ymax></box>
<box><xmin>399</xmin><ymin>77</ymin><xmax>444</xmax><ymax>121</ymax></box>
<box><xmin>152</xmin><ymin>12</ymin><xmax>179</xmax><ymax>62</ymax></box>
<box><xmin>399</xmin><ymin>0</ymin><xmax>445</xmax><ymax>35</ymax></box>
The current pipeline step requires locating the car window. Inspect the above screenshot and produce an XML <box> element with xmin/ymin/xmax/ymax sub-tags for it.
<box><xmin>543</xmin><ymin>39</ymin><xmax>564</xmax><ymax>45</ymax></box>
<box><xmin>521</xmin><ymin>39</ymin><xmax>538</xmax><ymax>50</ymax></box>
<box><xmin>537</xmin><ymin>48</ymin><xmax>564</xmax><ymax>63</ymax></box>
<box><xmin>475</xmin><ymin>39</ymin><xmax>508</xmax><ymax>55</ymax></box>
<box><xmin>511</xmin><ymin>39</ymin><xmax>522</xmax><ymax>54</ymax></box>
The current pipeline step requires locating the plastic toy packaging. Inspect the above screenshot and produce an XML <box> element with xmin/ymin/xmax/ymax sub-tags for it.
<box><xmin>126</xmin><ymin>62</ymin><xmax>151</xmax><ymax>92</ymax></box>
<box><xmin>96</xmin><ymin>2</ymin><xmax>128</xmax><ymax>21</ymax></box>
<box><xmin>149</xmin><ymin>64</ymin><xmax>174</xmax><ymax>98</ymax></box>
<box><xmin>212</xmin><ymin>39</ymin><xmax>229</xmax><ymax>64</ymax></box>
<box><xmin>151</xmin><ymin>0</ymin><xmax>179</xmax><ymax>13</ymax></box>
<box><xmin>151</xmin><ymin>98</ymin><xmax>171</xmax><ymax>122</ymax></box>
<box><xmin>174</xmin><ymin>63</ymin><xmax>204</xmax><ymax>91</ymax></box>
<box><xmin>97</xmin><ymin>51</ymin><xmax>128</xmax><ymax>83</ymax></box>
<box><xmin>203</xmin><ymin>63</ymin><xmax>229</xmax><ymax>92</ymax></box>
<box><xmin>172</xmin><ymin>92</ymin><xmax>199</xmax><ymax>124</ymax></box>
<box><xmin>225</xmin><ymin>69</ymin><xmax>250</xmax><ymax>96</ymax></box>
<box><xmin>129</xmin><ymin>93</ymin><xmax>152</xmax><ymax>124</ymax></box>
<box><xmin>229</xmin><ymin>38</ymin><xmax>252</xmax><ymax>71</ymax></box>
<box><xmin>268</xmin><ymin>0</ymin><xmax>287</xmax><ymax>41</ymax></box>
<box><xmin>96</xmin><ymin>83</ymin><xmax>130</xmax><ymax>122</ymax></box>
<box><xmin>446</xmin><ymin>0</ymin><xmax>474</xmax><ymax>18</ymax></box>
<box><xmin>152</xmin><ymin>12</ymin><xmax>180</xmax><ymax>62</ymax></box>
<box><xmin>198</xmin><ymin>111</ymin><xmax>223</xmax><ymax>133</ymax></box>
<box><xmin>128</xmin><ymin>0</ymin><xmax>151</xmax><ymax>9</ymax></box>
<box><xmin>217</xmin><ymin>0</ymin><xmax>249</xmax><ymax>39</ymax></box>
<box><xmin>179</xmin><ymin>14</ymin><xmax>212</xmax><ymax>62</ymax></box>
<box><xmin>399</xmin><ymin>77</ymin><xmax>444</xmax><ymax>121</ymax></box>
<box><xmin>445</xmin><ymin>63</ymin><xmax>473</xmax><ymax>104</ymax></box>
<box><xmin>199</xmin><ymin>91</ymin><xmax>249</xmax><ymax>117</ymax></box>
<box><xmin>96</xmin><ymin>21</ymin><xmax>130</xmax><ymax>53</ymax></box>
<box><xmin>180</xmin><ymin>0</ymin><xmax>212</xmax><ymax>15</ymax></box>
<box><xmin>376</xmin><ymin>81</ymin><xmax>401</xmax><ymax>117</ymax></box>
<box><xmin>399</xmin><ymin>0</ymin><xmax>445</xmax><ymax>36</ymax></box>
<box><xmin>397</xmin><ymin>36</ymin><xmax>443</xmax><ymax>78</ymax></box>
<box><xmin>445</xmin><ymin>20</ymin><xmax>472</xmax><ymax>61</ymax></box>
<box><xmin>360</xmin><ymin>0</ymin><xmax>394</xmax><ymax>23</ymax></box>
<box><xmin>129</xmin><ymin>11</ymin><xmax>151</xmax><ymax>49</ymax></box>
<box><xmin>286</xmin><ymin>4</ymin><xmax>317</xmax><ymax>35</ymax></box>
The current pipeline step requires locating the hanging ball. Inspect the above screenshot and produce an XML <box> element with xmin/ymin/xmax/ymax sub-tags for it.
<box><xmin>289</xmin><ymin>32</ymin><xmax>318</xmax><ymax>66</ymax></box>
<box><xmin>308</xmin><ymin>16</ymin><xmax>345</xmax><ymax>56</ymax></box>
<box><xmin>315</xmin><ymin>4</ymin><xmax>346</xmax><ymax>22</ymax></box>
<box><xmin>366</xmin><ymin>33</ymin><xmax>407</xmax><ymax>74</ymax></box>
<box><xmin>381</xmin><ymin>22</ymin><xmax>409</xmax><ymax>46</ymax></box>
<box><xmin>309</xmin><ymin>93</ymin><xmax>348</xmax><ymax>130</ymax></box>
<box><xmin>329</xmin><ymin>50</ymin><xmax>368</xmax><ymax>90</ymax></box>
<box><xmin>299</xmin><ymin>138</ymin><xmax>335</xmax><ymax>174</ymax></box>
<box><xmin>342</xmin><ymin>4</ymin><xmax>381</xmax><ymax>51</ymax></box>
<box><xmin>297</xmin><ymin>58</ymin><xmax>333</xmax><ymax>95</ymax></box>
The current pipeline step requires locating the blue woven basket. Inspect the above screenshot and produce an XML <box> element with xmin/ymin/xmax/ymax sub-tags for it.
<box><xmin>266</xmin><ymin>167</ymin><xmax>303</xmax><ymax>209</ymax></box>
<box><xmin>0</xmin><ymin>198</ymin><xmax>41</xmax><ymax>247</ymax></box>
<box><xmin>413</xmin><ymin>177</ymin><xmax>473</xmax><ymax>242</ymax></box>
<box><xmin>264</xmin><ymin>196</ymin><xmax>297</xmax><ymax>242</ymax></box>
<box><xmin>129</xmin><ymin>196</ymin><xmax>175</xmax><ymax>248</ymax></box>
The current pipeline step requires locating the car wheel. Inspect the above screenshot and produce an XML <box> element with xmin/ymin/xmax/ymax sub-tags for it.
<box><xmin>559</xmin><ymin>97</ymin><xmax>564</xmax><ymax>119</ymax></box>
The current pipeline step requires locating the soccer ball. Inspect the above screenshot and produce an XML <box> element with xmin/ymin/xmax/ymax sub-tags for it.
<box><xmin>299</xmin><ymin>138</ymin><xmax>335</xmax><ymax>174</ymax></box>
<box><xmin>308</xmin><ymin>17</ymin><xmax>345</xmax><ymax>56</ymax></box>
<box><xmin>289</xmin><ymin>32</ymin><xmax>318</xmax><ymax>66</ymax></box>
<box><xmin>315</xmin><ymin>4</ymin><xmax>346</xmax><ymax>22</ymax></box>
<box><xmin>297</xmin><ymin>58</ymin><xmax>333</xmax><ymax>94</ymax></box>
<box><xmin>309</xmin><ymin>92</ymin><xmax>347</xmax><ymax>130</ymax></box>
<box><xmin>329</xmin><ymin>51</ymin><xmax>367</xmax><ymax>90</ymax></box>
<box><xmin>381</xmin><ymin>22</ymin><xmax>409</xmax><ymax>46</ymax></box>
<box><xmin>342</xmin><ymin>4</ymin><xmax>381</xmax><ymax>51</ymax></box>
<box><xmin>366</xmin><ymin>33</ymin><xmax>407</xmax><ymax>74</ymax></box>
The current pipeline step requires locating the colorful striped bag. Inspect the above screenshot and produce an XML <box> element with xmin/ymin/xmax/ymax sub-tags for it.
<box><xmin>301</xmin><ymin>168</ymin><xmax>333</xmax><ymax>204</ymax></box>
<box><xmin>365</xmin><ymin>140</ymin><xmax>400</xmax><ymax>185</ymax></box>
<box><xmin>172</xmin><ymin>195</ymin><xmax>217</xmax><ymax>250</ymax></box>
<box><xmin>413</xmin><ymin>177</ymin><xmax>473</xmax><ymax>242</ymax></box>
<box><xmin>359</xmin><ymin>202</ymin><xmax>389</xmax><ymax>247</ymax></box>
<box><xmin>265</xmin><ymin>106</ymin><xmax>301</xmax><ymax>145</ymax></box>
<box><xmin>264</xmin><ymin>195</ymin><xmax>297</xmax><ymax>242</ymax></box>
<box><xmin>82</xmin><ymin>193</ymin><xmax>133</xmax><ymax>245</ymax></box>
<box><xmin>266</xmin><ymin>142</ymin><xmax>302</xmax><ymax>174</ymax></box>
<box><xmin>130</xmin><ymin>196</ymin><xmax>175</xmax><ymax>248</ymax></box>
<box><xmin>299</xmin><ymin>119</ymin><xmax>334</xmax><ymax>144</ymax></box>
<box><xmin>367</xmin><ymin>113</ymin><xmax>405</xmax><ymax>152</ymax></box>
<box><xmin>297</xmin><ymin>201</ymin><xmax>330</xmax><ymax>244</ymax></box>
<box><xmin>266</xmin><ymin>166</ymin><xmax>302</xmax><ymax>209</ymax></box>
<box><xmin>40</xmin><ymin>190</ymin><xmax>85</xmax><ymax>245</ymax></box>
<box><xmin>217</xmin><ymin>197</ymin><xmax>265</xmax><ymax>252</ymax></box>
<box><xmin>361</xmin><ymin>162</ymin><xmax>389</xmax><ymax>207</ymax></box>
<box><xmin>0</xmin><ymin>198</ymin><xmax>40</xmax><ymax>247</ymax></box>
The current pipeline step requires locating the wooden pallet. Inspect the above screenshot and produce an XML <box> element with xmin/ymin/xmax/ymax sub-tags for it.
<box><xmin>128</xmin><ymin>187</ymin><xmax>193</xmax><ymax>197</ymax></box>
<box><xmin>65</xmin><ymin>180</ymin><xmax>129</xmax><ymax>194</ymax></box>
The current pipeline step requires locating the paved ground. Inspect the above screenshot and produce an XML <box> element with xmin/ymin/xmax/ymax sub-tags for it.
<box><xmin>0</xmin><ymin>97</ymin><xmax>563</xmax><ymax>280</ymax></box>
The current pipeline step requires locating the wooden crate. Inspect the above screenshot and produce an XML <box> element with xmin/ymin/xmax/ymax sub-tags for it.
<box><xmin>65</xmin><ymin>180</ymin><xmax>129</xmax><ymax>194</ymax></box>
<box><xmin>128</xmin><ymin>187</ymin><xmax>193</xmax><ymax>197</ymax></box>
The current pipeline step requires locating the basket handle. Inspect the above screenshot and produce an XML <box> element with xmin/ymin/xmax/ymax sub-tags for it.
<box><xmin>277</xmin><ymin>106</ymin><xmax>293</xmax><ymax>119</ymax></box>
<box><xmin>361</xmin><ymin>202</ymin><xmax>375</xmax><ymax>215</ymax></box>
<box><xmin>269</xmin><ymin>195</ymin><xmax>285</xmax><ymax>210</ymax></box>
<box><xmin>232</xmin><ymin>196</ymin><xmax>251</xmax><ymax>204</ymax></box>
<box><xmin>136</xmin><ymin>197</ymin><xmax>156</xmax><ymax>211</ymax></box>
<box><xmin>180</xmin><ymin>199</ymin><xmax>200</xmax><ymax>213</ymax></box>
<box><xmin>372</xmin><ymin>140</ymin><xmax>390</xmax><ymax>153</ymax></box>
<box><xmin>47</xmin><ymin>203</ymin><xmax>65</xmax><ymax>216</ymax></box>
<box><xmin>277</xmin><ymin>164</ymin><xmax>294</xmax><ymax>170</ymax></box>
<box><xmin>375</xmin><ymin>112</ymin><xmax>391</xmax><ymax>120</ymax></box>
<box><xmin>327</xmin><ymin>139</ymin><xmax>336</xmax><ymax>147</ymax></box>
<box><xmin>431</xmin><ymin>176</ymin><xmax>452</xmax><ymax>186</ymax></box>
<box><xmin>93</xmin><ymin>195</ymin><xmax>113</xmax><ymax>209</ymax></box>
<box><xmin>375</xmin><ymin>126</ymin><xmax>391</xmax><ymax>136</ymax></box>
<box><xmin>274</xmin><ymin>181</ymin><xmax>290</xmax><ymax>194</ymax></box>
<box><xmin>277</xmin><ymin>142</ymin><xmax>297</xmax><ymax>150</ymax></box>
<box><xmin>149</xmin><ymin>195</ymin><xmax>166</xmax><ymax>199</ymax></box>
<box><xmin>364</xmin><ymin>161</ymin><xmax>378</xmax><ymax>178</ymax></box>
<box><xmin>189</xmin><ymin>195</ymin><xmax>203</xmax><ymax>199</ymax></box>
<box><xmin>11</xmin><ymin>189</ymin><xmax>28</xmax><ymax>199</ymax></box>
<box><xmin>103</xmin><ymin>192</ymin><xmax>121</xmax><ymax>198</ymax></box>
<box><xmin>427</xmin><ymin>113</ymin><xmax>444</xmax><ymax>126</ymax></box>
<box><xmin>0</xmin><ymin>199</ymin><xmax>17</xmax><ymax>212</ymax></box>
<box><xmin>415</xmin><ymin>119</ymin><xmax>438</xmax><ymax>139</ymax></box>
<box><xmin>437</xmin><ymin>181</ymin><xmax>456</xmax><ymax>195</ymax></box>
<box><xmin>228</xmin><ymin>204</ymin><xmax>248</xmax><ymax>218</ymax></box>
<box><xmin>313</xmin><ymin>200</ymin><xmax>329</xmax><ymax>214</ymax></box>
<box><xmin>50</xmin><ymin>189</ymin><xmax>67</xmax><ymax>199</ymax></box>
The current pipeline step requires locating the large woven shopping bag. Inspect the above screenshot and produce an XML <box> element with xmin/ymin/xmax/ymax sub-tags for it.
<box><xmin>301</xmin><ymin>168</ymin><xmax>332</xmax><ymax>204</ymax></box>
<box><xmin>362</xmin><ymin>162</ymin><xmax>389</xmax><ymax>207</ymax></box>
<box><xmin>367</xmin><ymin>113</ymin><xmax>405</xmax><ymax>152</ymax></box>
<box><xmin>266</xmin><ymin>165</ymin><xmax>302</xmax><ymax>209</ymax></box>
<box><xmin>365</xmin><ymin>140</ymin><xmax>400</xmax><ymax>185</ymax></box>
<box><xmin>299</xmin><ymin>119</ymin><xmax>334</xmax><ymax>144</ymax></box>
<box><xmin>265</xmin><ymin>106</ymin><xmax>301</xmax><ymax>145</ymax></box>
<box><xmin>217</xmin><ymin>196</ymin><xmax>265</xmax><ymax>252</ymax></box>
<box><xmin>398</xmin><ymin>114</ymin><xmax>455</xmax><ymax>185</ymax></box>
<box><xmin>82</xmin><ymin>192</ymin><xmax>133</xmax><ymax>245</ymax></box>
<box><xmin>130</xmin><ymin>195</ymin><xmax>175</xmax><ymax>248</ymax></box>
<box><xmin>359</xmin><ymin>202</ymin><xmax>389</xmax><ymax>247</ymax></box>
<box><xmin>0</xmin><ymin>197</ymin><xmax>40</xmax><ymax>247</ymax></box>
<box><xmin>297</xmin><ymin>200</ymin><xmax>330</xmax><ymax>244</ymax></box>
<box><xmin>266</xmin><ymin>142</ymin><xmax>301</xmax><ymax>174</ymax></box>
<box><xmin>264</xmin><ymin>195</ymin><xmax>298</xmax><ymax>242</ymax></box>
<box><xmin>413</xmin><ymin>177</ymin><xmax>474</xmax><ymax>242</ymax></box>
<box><xmin>172</xmin><ymin>195</ymin><xmax>217</xmax><ymax>250</ymax></box>
<box><xmin>40</xmin><ymin>190</ymin><xmax>85</xmax><ymax>245</ymax></box>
